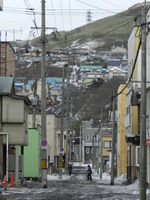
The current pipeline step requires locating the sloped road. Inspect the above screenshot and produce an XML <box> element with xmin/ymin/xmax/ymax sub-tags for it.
<box><xmin>1</xmin><ymin>166</ymin><xmax>144</xmax><ymax>200</ymax></box>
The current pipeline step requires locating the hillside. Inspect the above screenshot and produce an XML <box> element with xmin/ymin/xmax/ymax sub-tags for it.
<box><xmin>73</xmin><ymin>76</ymin><xmax>126</xmax><ymax>123</ymax></box>
<box><xmin>31</xmin><ymin>2</ymin><xmax>148</xmax><ymax>51</ymax></box>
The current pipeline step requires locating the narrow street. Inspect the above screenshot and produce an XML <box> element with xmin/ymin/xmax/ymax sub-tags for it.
<box><xmin>1</xmin><ymin>166</ymin><xmax>143</xmax><ymax>200</ymax></box>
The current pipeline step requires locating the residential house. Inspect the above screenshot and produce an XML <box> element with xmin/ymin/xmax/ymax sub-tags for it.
<box><xmin>117</xmin><ymin>84</ymin><xmax>128</xmax><ymax>177</ymax></box>
<box><xmin>0</xmin><ymin>42</ymin><xmax>15</xmax><ymax>77</ymax></box>
<box><xmin>28</xmin><ymin>111</ymin><xmax>67</xmax><ymax>171</ymax></box>
<box><xmin>0</xmin><ymin>77</ymin><xmax>31</xmax><ymax>180</ymax></box>
<box><xmin>108</xmin><ymin>66</ymin><xmax>127</xmax><ymax>80</ymax></box>
<box><xmin>81</xmin><ymin>120</ymin><xmax>99</xmax><ymax>164</ymax></box>
<box><xmin>101</xmin><ymin>128</ymin><xmax>112</xmax><ymax>172</ymax></box>
<box><xmin>107</xmin><ymin>59</ymin><xmax>121</xmax><ymax>69</ymax></box>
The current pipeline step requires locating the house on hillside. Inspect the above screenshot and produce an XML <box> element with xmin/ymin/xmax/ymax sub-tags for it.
<box><xmin>80</xmin><ymin>65</ymin><xmax>104</xmax><ymax>88</ymax></box>
<box><xmin>107</xmin><ymin>59</ymin><xmax>121</xmax><ymax>69</ymax></box>
<box><xmin>111</xmin><ymin>46</ymin><xmax>127</xmax><ymax>54</ymax></box>
<box><xmin>108</xmin><ymin>66</ymin><xmax>127</xmax><ymax>79</ymax></box>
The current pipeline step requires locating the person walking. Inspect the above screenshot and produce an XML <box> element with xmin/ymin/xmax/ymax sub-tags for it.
<box><xmin>68</xmin><ymin>163</ymin><xmax>72</xmax><ymax>176</ymax></box>
<box><xmin>86</xmin><ymin>164</ymin><xmax>92</xmax><ymax>180</ymax></box>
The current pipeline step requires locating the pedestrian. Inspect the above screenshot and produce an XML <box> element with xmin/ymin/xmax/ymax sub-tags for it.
<box><xmin>68</xmin><ymin>162</ymin><xmax>72</xmax><ymax>176</ymax></box>
<box><xmin>86</xmin><ymin>164</ymin><xmax>92</xmax><ymax>180</ymax></box>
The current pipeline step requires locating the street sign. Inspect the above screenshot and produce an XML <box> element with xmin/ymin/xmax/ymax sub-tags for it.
<box><xmin>41</xmin><ymin>139</ymin><xmax>47</xmax><ymax>146</ymax></box>
<box><xmin>41</xmin><ymin>146</ymin><xmax>48</xmax><ymax>150</ymax></box>
<box><xmin>147</xmin><ymin>138</ymin><xmax>150</xmax><ymax>146</ymax></box>
<box><xmin>60</xmin><ymin>147</ymin><xmax>64</xmax><ymax>153</ymax></box>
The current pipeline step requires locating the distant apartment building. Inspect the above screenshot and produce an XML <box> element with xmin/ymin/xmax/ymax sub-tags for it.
<box><xmin>0</xmin><ymin>42</ymin><xmax>15</xmax><ymax>77</ymax></box>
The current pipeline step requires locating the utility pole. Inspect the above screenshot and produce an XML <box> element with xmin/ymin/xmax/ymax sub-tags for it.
<box><xmin>41</xmin><ymin>0</ymin><xmax>47</xmax><ymax>188</ymax></box>
<box><xmin>100</xmin><ymin>109</ymin><xmax>103</xmax><ymax>178</ymax></box>
<box><xmin>59</xmin><ymin>66</ymin><xmax>65</xmax><ymax>179</ymax></box>
<box><xmin>97</xmin><ymin>128</ymin><xmax>100</xmax><ymax>174</ymax></box>
<box><xmin>65</xmin><ymin>66</ymin><xmax>70</xmax><ymax>171</ymax></box>
<box><xmin>0</xmin><ymin>97</ymin><xmax>3</xmax><ymax>180</ymax></box>
<box><xmin>79</xmin><ymin>124</ymin><xmax>82</xmax><ymax>166</ymax></box>
<box><xmin>92</xmin><ymin>135</ymin><xmax>94</xmax><ymax>169</ymax></box>
<box><xmin>111</xmin><ymin>90</ymin><xmax>115</xmax><ymax>186</ymax></box>
<box><xmin>32</xmin><ymin>62</ymin><xmax>38</xmax><ymax>128</ymax></box>
<box><xmin>140</xmin><ymin>0</ymin><xmax>147</xmax><ymax>199</ymax></box>
<box><xmin>94</xmin><ymin>133</ymin><xmax>96</xmax><ymax>171</ymax></box>
<box><xmin>69</xmin><ymin>95</ymin><xmax>73</xmax><ymax>162</ymax></box>
<box><xmin>100</xmin><ymin>121</ymin><xmax>103</xmax><ymax>179</ymax></box>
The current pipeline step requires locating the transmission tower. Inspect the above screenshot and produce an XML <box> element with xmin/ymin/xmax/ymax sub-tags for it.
<box><xmin>86</xmin><ymin>10</ymin><xmax>92</xmax><ymax>37</ymax></box>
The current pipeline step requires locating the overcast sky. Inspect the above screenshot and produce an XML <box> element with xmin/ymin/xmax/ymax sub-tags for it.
<box><xmin>0</xmin><ymin>0</ymin><xmax>146</xmax><ymax>41</ymax></box>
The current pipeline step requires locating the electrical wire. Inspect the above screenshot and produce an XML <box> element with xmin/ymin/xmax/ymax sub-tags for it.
<box><xmin>101</xmin><ymin>0</ymin><xmax>125</xmax><ymax>10</ymax></box>
<box><xmin>76</xmin><ymin>0</ymin><xmax>118</xmax><ymax>13</ymax></box>
<box><xmin>3</xmin><ymin>7</ymin><xmax>143</xmax><ymax>16</ymax></box>
<box><xmin>95</xmin><ymin>19</ymin><xmax>134</xmax><ymax>39</ymax></box>
<box><xmin>115</xmin><ymin>37</ymin><xmax>142</xmax><ymax>97</ymax></box>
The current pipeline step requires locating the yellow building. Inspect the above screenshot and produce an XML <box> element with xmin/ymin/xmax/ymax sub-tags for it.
<box><xmin>125</xmin><ymin>25</ymin><xmax>141</xmax><ymax>181</ymax></box>
<box><xmin>101</xmin><ymin>128</ymin><xmax>112</xmax><ymax>172</ymax></box>
<box><xmin>117</xmin><ymin>84</ymin><xmax>128</xmax><ymax>177</ymax></box>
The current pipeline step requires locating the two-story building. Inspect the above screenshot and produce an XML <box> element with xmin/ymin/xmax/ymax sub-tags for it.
<box><xmin>0</xmin><ymin>77</ymin><xmax>31</xmax><ymax>182</ymax></box>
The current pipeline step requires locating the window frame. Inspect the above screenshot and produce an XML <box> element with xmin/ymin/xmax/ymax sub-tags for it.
<box><xmin>104</xmin><ymin>141</ymin><xmax>112</xmax><ymax>148</ymax></box>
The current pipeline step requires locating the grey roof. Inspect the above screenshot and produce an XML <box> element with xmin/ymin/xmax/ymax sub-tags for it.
<box><xmin>10</xmin><ymin>94</ymin><xmax>31</xmax><ymax>105</ymax></box>
<box><xmin>107</xmin><ymin>59</ymin><xmax>121</xmax><ymax>67</ymax></box>
<box><xmin>0</xmin><ymin>77</ymin><xmax>14</xmax><ymax>94</ymax></box>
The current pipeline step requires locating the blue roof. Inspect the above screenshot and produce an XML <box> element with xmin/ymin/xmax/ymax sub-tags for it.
<box><xmin>122</xmin><ymin>67</ymin><xmax>128</xmax><ymax>71</ymax></box>
<box><xmin>28</xmin><ymin>80</ymin><xmax>35</xmax><ymax>85</ymax></box>
<box><xmin>46</xmin><ymin>77</ymin><xmax>62</xmax><ymax>85</ymax></box>
<box><xmin>15</xmin><ymin>82</ymin><xmax>24</xmax><ymax>87</ymax></box>
<box><xmin>80</xmin><ymin>65</ymin><xmax>102</xmax><ymax>70</ymax></box>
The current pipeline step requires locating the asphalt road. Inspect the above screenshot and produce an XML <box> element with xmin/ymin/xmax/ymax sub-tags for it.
<box><xmin>0</xmin><ymin>166</ymin><xmax>145</xmax><ymax>200</ymax></box>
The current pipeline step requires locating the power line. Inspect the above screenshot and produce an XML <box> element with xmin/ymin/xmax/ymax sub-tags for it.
<box><xmin>101</xmin><ymin>0</ymin><xmax>125</xmax><ymax>10</ymax></box>
<box><xmin>116</xmin><ymin>37</ymin><xmax>142</xmax><ymax>97</ymax></box>
<box><xmin>3</xmin><ymin>7</ymin><xmax>143</xmax><ymax>16</ymax></box>
<box><xmin>76</xmin><ymin>0</ymin><xmax>117</xmax><ymax>13</ymax></box>
<box><xmin>95</xmin><ymin>19</ymin><xmax>133</xmax><ymax>39</ymax></box>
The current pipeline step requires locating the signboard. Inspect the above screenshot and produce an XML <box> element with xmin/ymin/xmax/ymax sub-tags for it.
<box><xmin>41</xmin><ymin>139</ymin><xmax>47</xmax><ymax>146</ymax></box>
<box><xmin>41</xmin><ymin>146</ymin><xmax>48</xmax><ymax>150</ymax></box>
<box><xmin>59</xmin><ymin>161</ymin><xmax>63</xmax><ymax>167</ymax></box>
<box><xmin>147</xmin><ymin>138</ymin><xmax>150</xmax><ymax>146</ymax></box>
<box><xmin>60</xmin><ymin>147</ymin><xmax>64</xmax><ymax>153</ymax></box>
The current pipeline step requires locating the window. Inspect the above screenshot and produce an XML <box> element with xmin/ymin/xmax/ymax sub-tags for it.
<box><xmin>86</xmin><ymin>147</ymin><xmax>90</xmax><ymax>154</ymax></box>
<box><xmin>86</xmin><ymin>134</ymin><xmax>90</xmax><ymax>141</ymax></box>
<box><xmin>104</xmin><ymin>141</ymin><xmax>112</xmax><ymax>148</ymax></box>
<box><xmin>136</xmin><ymin>146</ymin><xmax>140</xmax><ymax>166</ymax></box>
<box><xmin>91</xmin><ymin>147</ymin><xmax>93</xmax><ymax>154</ymax></box>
